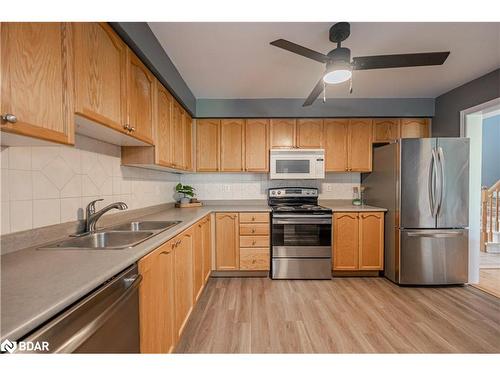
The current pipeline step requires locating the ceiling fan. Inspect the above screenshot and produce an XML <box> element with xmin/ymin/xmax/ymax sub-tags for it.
<box><xmin>270</xmin><ymin>22</ymin><xmax>450</xmax><ymax>106</ymax></box>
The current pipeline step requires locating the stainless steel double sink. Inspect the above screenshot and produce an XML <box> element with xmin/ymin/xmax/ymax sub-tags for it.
<box><xmin>39</xmin><ymin>220</ymin><xmax>181</xmax><ymax>250</ymax></box>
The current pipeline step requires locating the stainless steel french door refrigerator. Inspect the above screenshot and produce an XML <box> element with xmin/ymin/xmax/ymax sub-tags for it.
<box><xmin>363</xmin><ymin>138</ymin><xmax>469</xmax><ymax>285</ymax></box>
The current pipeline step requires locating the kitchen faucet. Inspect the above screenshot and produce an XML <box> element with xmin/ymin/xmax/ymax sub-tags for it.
<box><xmin>84</xmin><ymin>199</ymin><xmax>128</xmax><ymax>233</ymax></box>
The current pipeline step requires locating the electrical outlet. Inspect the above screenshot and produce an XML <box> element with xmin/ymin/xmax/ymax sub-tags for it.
<box><xmin>326</xmin><ymin>184</ymin><xmax>333</xmax><ymax>192</ymax></box>
<box><xmin>222</xmin><ymin>184</ymin><xmax>231</xmax><ymax>192</ymax></box>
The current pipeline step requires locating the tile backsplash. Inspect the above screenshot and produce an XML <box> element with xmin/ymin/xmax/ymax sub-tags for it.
<box><xmin>180</xmin><ymin>173</ymin><xmax>360</xmax><ymax>201</ymax></box>
<box><xmin>0</xmin><ymin>135</ymin><xmax>180</xmax><ymax>235</ymax></box>
<box><xmin>1</xmin><ymin>135</ymin><xmax>360</xmax><ymax>236</ymax></box>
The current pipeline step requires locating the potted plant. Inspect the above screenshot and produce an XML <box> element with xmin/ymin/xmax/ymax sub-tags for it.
<box><xmin>175</xmin><ymin>183</ymin><xmax>195</xmax><ymax>204</ymax></box>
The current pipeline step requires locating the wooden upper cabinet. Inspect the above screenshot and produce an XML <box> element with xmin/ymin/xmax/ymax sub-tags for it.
<box><xmin>126</xmin><ymin>49</ymin><xmax>154</xmax><ymax>144</ymax></box>
<box><xmin>155</xmin><ymin>83</ymin><xmax>174</xmax><ymax>167</ymax></box>
<box><xmin>270</xmin><ymin>119</ymin><xmax>296</xmax><ymax>148</ymax></box>
<box><xmin>138</xmin><ymin>239</ymin><xmax>175</xmax><ymax>353</ymax></box>
<box><xmin>171</xmin><ymin>101</ymin><xmax>185</xmax><ymax>169</ymax></box>
<box><xmin>215</xmin><ymin>213</ymin><xmax>240</xmax><ymax>270</ymax></box>
<box><xmin>73</xmin><ymin>22</ymin><xmax>127</xmax><ymax>133</ymax></box>
<box><xmin>196</xmin><ymin>119</ymin><xmax>220</xmax><ymax>171</ymax></box>
<box><xmin>297</xmin><ymin>119</ymin><xmax>323</xmax><ymax>148</ymax></box>
<box><xmin>174</xmin><ymin>229</ymin><xmax>194</xmax><ymax>338</ymax></box>
<box><xmin>324</xmin><ymin>119</ymin><xmax>349</xmax><ymax>172</ymax></box>
<box><xmin>183</xmin><ymin>111</ymin><xmax>193</xmax><ymax>170</ymax></box>
<box><xmin>333</xmin><ymin>213</ymin><xmax>359</xmax><ymax>270</ymax></box>
<box><xmin>359</xmin><ymin>212</ymin><xmax>384</xmax><ymax>270</ymax></box>
<box><xmin>245</xmin><ymin>119</ymin><xmax>269</xmax><ymax>172</ymax></box>
<box><xmin>1</xmin><ymin>22</ymin><xmax>74</xmax><ymax>145</ymax></box>
<box><xmin>348</xmin><ymin>119</ymin><xmax>373</xmax><ymax>172</ymax></box>
<box><xmin>401</xmin><ymin>118</ymin><xmax>430</xmax><ymax>138</ymax></box>
<box><xmin>373</xmin><ymin>118</ymin><xmax>400</xmax><ymax>143</ymax></box>
<box><xmin>220</xmin><ymin>119</ymin><xmax>244</xmax><ymax>171</ymax></box>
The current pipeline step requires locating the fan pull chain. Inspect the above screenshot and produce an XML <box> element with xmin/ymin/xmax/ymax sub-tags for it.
<box><xmin>349</xmin><ymin>77</ymin><xmax>353</xmax><ymax>94</ymax></box>
<box><xmin>323</xmin><ymin>81</ymin><xmax>326</xmax><ymax>103</ymax></box>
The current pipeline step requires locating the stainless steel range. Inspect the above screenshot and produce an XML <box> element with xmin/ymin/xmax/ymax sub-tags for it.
<box><xmin>269</xmin><ymin>187</ymin><xmax>332</xmax><ymax>279</ymax></box>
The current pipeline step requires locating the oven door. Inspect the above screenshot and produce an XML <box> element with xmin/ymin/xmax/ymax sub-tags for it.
<box><xmin>272</xmin><ymin>215</ymin><xmax>332</xmax><ymax>258</ymax></box>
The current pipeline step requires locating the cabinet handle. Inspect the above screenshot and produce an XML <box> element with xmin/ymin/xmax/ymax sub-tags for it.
<box><xmin>123</xmin><ymin>124</ymin><xmax>131</xmax><ymax>132</ymax></box>
<box><xmin>251</xmin><ymin>217</ymin><xmax>255</xmax><ymax>221</ymax></box>
<box><xmin>251</xmin><ymin>229</ymin><xmax>256</xmax><ymax>233</ymax></box>
<box><xmin>252</xmin><ymin>240</ymin><xmax>256</xmax><ymax>245</ymax></box>
<box><xmin>1</xmin><ymin>113</ymin><xmax>17</xmax><ymax>124</ymax></box>
<box><xmin>130</xmin><ymin>126</ymin><xmax>136</xmax><ymax>132</ymax></box>
<box><xmin>160</xmin><ymin>250</ymin><xmax>170</xmax><ymax>255</ymax></box>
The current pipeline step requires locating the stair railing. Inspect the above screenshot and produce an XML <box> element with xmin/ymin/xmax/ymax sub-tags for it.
<box><xmin>481</xmin><ymin>179</ymin><xmax>500</xmax><ymax>250</ymax></box>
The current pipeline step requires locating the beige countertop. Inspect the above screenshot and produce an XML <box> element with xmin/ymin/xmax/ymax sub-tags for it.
<box><xmin>1</xmin><ymin>199</ymin><xmax>385</xmax><ymax>341</ymax></box>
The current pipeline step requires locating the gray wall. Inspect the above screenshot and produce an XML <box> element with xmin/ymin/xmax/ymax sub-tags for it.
<box><xmin>433</xmin><ymin>69</ymin><xmax>500</xmax><ymax>137</ymax></box>
<box><xmin>110</xmin><ymin>22</ymin><xmax>196</xmax><ymax>116</ymax></box>
<box><xmin>482</xmin><ymin>114</ymin><xmax>500</xmax><ymax>187</ymax></box>
<box><xmin>195</xmin><ymin>98</ymin><xmax>435</xmax><ymax>118</ymax></box>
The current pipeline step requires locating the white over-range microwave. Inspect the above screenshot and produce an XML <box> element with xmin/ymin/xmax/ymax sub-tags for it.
<box><xmin>270</xmin><ymin>149</ymin><xmax>325</xmax><ymax>179</ymax></box>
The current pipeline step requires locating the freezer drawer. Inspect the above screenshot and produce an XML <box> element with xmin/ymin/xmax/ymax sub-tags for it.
<box><xmin>272</xmin><ymin>258</ymin><xmax>332</xmax><ymax>279</ymax></box>
<box><xmin>400</xmin><ymin>229</ymin><xmax>468</xmax><ymax>285</ymax></box>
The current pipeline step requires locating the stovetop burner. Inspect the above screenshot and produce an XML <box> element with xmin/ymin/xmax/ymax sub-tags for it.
<box><xmin>272</xmin><ymin>204</ymin><xmax>332</xmax><ymax>213</ymax></box>
<box><xmin>268</xmin><ymin>187</ymin><xmax>332</xmax><ymax>215</ymax></box>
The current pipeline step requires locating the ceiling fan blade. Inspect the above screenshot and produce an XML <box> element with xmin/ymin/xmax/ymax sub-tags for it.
<box><xmin>303</xmin><ymin>78</ymin><xmax>325</xmax><ymax>107</ymax></box>
<box><xmin>270</xmin><ymin>39</ymin><xmax>329</xmax><ymax>64</ymax></box>
<box><xmin>352</xmin><ymin>51</ymin><xmax>450</xmax><ymax>70</ymax></box>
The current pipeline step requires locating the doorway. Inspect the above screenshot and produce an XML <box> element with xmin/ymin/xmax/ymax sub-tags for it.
<box><xmin>461</xmin><ymin>98</ymin><xmax>500</xmax><ymax>297</ymax></box>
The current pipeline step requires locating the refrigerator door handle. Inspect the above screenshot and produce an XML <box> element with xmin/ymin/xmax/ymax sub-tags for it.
<box><xmin>436</xmin><ymin>146</ymin><xmax>445</xmax><ymax>215</ymax></box>
<box><xmin>406</xmin><ymin>230</ymin><xmax>464</xmax><ymax>238</ymax></box>
<box><xmin>429</xmin><ymin>148</ymin><xmax>439</xmax><ymax>217</ymax></box>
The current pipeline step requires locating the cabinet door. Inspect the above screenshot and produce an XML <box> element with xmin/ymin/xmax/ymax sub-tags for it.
<box><xmin>245</xmin><ymin>119</ymin><xmax>269</xmax><ymax>172</ymax></box>
<box><xmin>183</xmin><ymin>111</ymin><xmax>193</xmax><ymax>170</ymax></box>
<box><xmin>215</xmin><ymin>213</ymin><xmax>239</xmax><ymax>270</ymax></box>
<box><xmin>156</xmin><ymin>83</ymin><xmax>174</xmax><ymax>166</ymax></box>
<box><xmin>372</xmin><ymin>118</ymin><xmax>400</xmax><ymax>143</ymax></box>
<box><xmin>348</xmin><ymin>118</ymin><xmax>373</xmax><ymax>172</ymax></box>
<box><xmin>323</xmin><ymin>119</ymin><xmax>348</xmax><ymax>172</ymax></box>
<box><xmin>73</xmin><ymin>22</ymin><xmax>127</xmax><ymax>133</ymax></box>
<box><xmin>202</xmin><ymin>216</ymin><xmax>212</xmax><ymax>282</ymax></box>
<box><xmin>193</xmin><ymin>220</ymin><xmax>204</xmax><ymax>302</ymax></box>
<box><xmin>359</xmin><ymin>212</ymin><xmax>384</xmax><ymax>270</ymax></box>
<box><xmin>171</xmin><ymin>101</ymin><xmax>185</xmax><ymax>169</ymax></box>
<box><xmin>196</xmin><ymin>119</ymin><xmax>220</xmax><ymax>171</ymax></box>
<box><xmin>127</xmin><ymin>49</ymin><xmax>154</xmax><ymax>144</ymax></box>
<box><xmin>220</xmin><ymin>119</ymin><xmax>244</xmax><ymax>171</ymax></box>
<box><xmin>297</xmin><ymin>119</ymin><xmax>323</xmax><ymax>148</ymax></box>
<box><xmin>270</xmin><ymin>119</ymin><xmax>296</xmax><ymax>148</ymax></box>
<box><xmin>400</xmin><ymin>118</ymin><xmax>430</xmax><ymax>138</ymax></box>
<box><xmin>174</xmin><ymin>230</ymin><xmax>194</xmax><ymax>338</ymax></box>
<box><xmin>1</xmin><ymin>22</ymin><xmax>74</xmax><ymax>144</ymax></box>
<box><xmin>138</xmin><ymin>240</ymin><xmax>175</xmax><ymax>353</ymax></box>
<box><xmin>333</xmin><ymin>213</ymin><xmax>359</xmax><ymax>270</ymax></box>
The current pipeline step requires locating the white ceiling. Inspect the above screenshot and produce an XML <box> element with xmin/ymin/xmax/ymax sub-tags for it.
<box><xmin>149</xmin><ymin>22</ymin><xmax>500</xmax><ymax>99</ymax></box>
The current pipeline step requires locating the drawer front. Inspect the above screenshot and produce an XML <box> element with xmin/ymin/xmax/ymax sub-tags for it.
<box><xmin>240</xmin><ymin>212</ymin><xmax>269</xmax><ymax>223</ymax></box>
<box><xmin>240</xmin><ymin>223</ymin><xmax>270</xmax><ymax>236</ymax></box>
<box><xmin>240</xmin><ymin>236</ymin><xmax>269</xmax><ymax>248</ymax></box>
<box><xmin>240</xmin><ymin>248</ymin><xmax>270</xmax><ymax>270</ymax></box>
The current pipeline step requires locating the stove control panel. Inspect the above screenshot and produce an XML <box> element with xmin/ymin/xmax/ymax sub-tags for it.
<box><xmin>268</xmin><ymin>188</ymin><xmax>318</xmax><ymax>198</ymax></box>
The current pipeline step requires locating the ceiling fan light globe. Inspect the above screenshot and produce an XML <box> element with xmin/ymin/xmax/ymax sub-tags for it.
<box><xmin>323</xmin><ymin>69</ymin><xmax>352</xmax><ymax>84</ymax></box>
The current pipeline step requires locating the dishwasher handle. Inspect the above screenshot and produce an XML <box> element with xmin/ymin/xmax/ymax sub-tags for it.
<box><xmin>54</xmin><ymin>274</ymin><xmax>142</xmax><ymax>353</ymax></box>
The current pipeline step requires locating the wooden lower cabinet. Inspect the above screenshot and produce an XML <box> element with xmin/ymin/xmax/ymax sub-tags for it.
<box><xmin>333</xmin><ymin>213</ymin><xmax>359</xmax><ymax>270</ymax></box>
<box><xmin>138</xmin><ymin>239</ymin><xmax>175</xmax><ymax>353</ymax></box>
<box><xmin>333</xmin><ymin>211</ymin><xmax>384</xmax><ymax>271</ymax></box>
<box><xmin>215</xmin><ymin>212</ymin><xmax>240</xmax><ymax>270</ymax></box>
<box><xmin>359</xmin><ymin>212</ymin><xmax>384</xmax><ymax>270</ymax></box>
<box><xmin>239</xmin><ymin>212</ymin><xmax>270</xmax><ymax>271</ymax></box>
<box><xmin>202</xmin><ymin>216</ymin><xmax>212</xmax><ymax>282</ymax></box>
<box><xmin>174</xmin><ymin>228</ymin><xmax>194</xmax><ymax>339</ymax></box>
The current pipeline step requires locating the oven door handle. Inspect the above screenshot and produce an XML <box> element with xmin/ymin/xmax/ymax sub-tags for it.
<box><xmin>273</xmin><ymin>217</ymin><xmax>332</xmax><ymax>225</ymax></box>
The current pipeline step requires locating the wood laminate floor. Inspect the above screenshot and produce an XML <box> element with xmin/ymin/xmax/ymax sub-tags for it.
<box><xmin>175</xmin><ymin>277</ymin><xmax>500</xmax><ymax>353</ymax></box>
<box><xmin>476</xmin><ymin>269</ymin><xmax>500</xmax><ymax>298</ymax></box>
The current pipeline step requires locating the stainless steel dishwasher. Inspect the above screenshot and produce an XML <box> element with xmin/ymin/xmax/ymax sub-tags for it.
<box><xmin>17</xmin><ymin>265</ymin><xmax>142</xmax><ymax>353</ymax></box>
